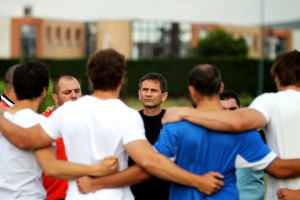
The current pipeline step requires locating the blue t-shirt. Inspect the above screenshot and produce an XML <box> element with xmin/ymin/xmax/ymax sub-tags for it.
<box><xmin>154</xmin><ymin>121</ymin><xmax>276</xmax><ymax>200</ymax></box>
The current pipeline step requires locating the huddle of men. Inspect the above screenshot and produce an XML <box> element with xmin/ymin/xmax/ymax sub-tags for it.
<box><xmin>0</xmin><ymin>48</ymin><xmax>300</xmax><ymax>200</ymax></box>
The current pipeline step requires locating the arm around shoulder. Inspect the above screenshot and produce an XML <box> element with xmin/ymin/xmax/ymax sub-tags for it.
<box><xmin>163</xmin><ymin>107</ymin><xmax>267</xmax><ymax>132</ymax></box>
<box><xmin>0</xmin><ymin>114</ymin><xmax>53</xmax><ymax>149</ymax></box>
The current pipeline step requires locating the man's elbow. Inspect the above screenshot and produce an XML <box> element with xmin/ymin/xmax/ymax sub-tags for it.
<box><xmin>13</xmin><ymin>139</ymin><xmax>31</xmax><ymax>150</ymax></box>
<box><xmin>42</xmin><ymin>166</ymin><xmax>59</xmax><ymax>178</ymax></box>
<box><xmin>229</xmin><ymin>118</ymin><xmax>251</xmax><ymax>132</ymax></box>
<box><xmin>137</xmin><ymin>156</ymin><xmax>161</xmax><ymax>177</ymax></box>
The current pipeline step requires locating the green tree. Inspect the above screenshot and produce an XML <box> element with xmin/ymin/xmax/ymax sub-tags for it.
<box><xmin>193</xmin><ymin>28</ymin><xmax>248</xmax><ymax>57</ymax></box>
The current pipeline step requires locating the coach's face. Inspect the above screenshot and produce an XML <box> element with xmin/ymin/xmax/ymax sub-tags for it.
<box><xmin>138</xmin><ymin>79</ymin><xmax>167</xmax><ymax>109</ymax></box>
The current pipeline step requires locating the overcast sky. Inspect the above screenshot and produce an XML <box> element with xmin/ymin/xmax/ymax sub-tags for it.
<box><xmin>1</xmin><ymin>0</ymin><xmax>300</xmax><ymax>26</ymax></box>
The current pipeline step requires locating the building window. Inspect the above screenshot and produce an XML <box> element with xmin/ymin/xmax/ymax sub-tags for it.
<box><xmin>131</xmin><ymin>20</ymin><xmax>191</xmax><ymax>59</ymax></box>
<box><xmin>55</xmin><ymin>27</ymin><xmax>61</xmax><ymax>45</ymax></box>
<box><xmin>45</xmin><ymin>26</ymin><xmax>51</xmax><ymax>45</ymax></box>
<box><xmin>65</xmin><ymin>28</ymin><xmax>71</xmax><ymax>46</ymax></box>
<box><xmin>20</xmin><ymin>24</ymin><xmax>36</xmax><ymax>58</ymax></box>
<box><xmin>75</xmin><ymin>29</ymin><xmax>81</xmax><ymax>47</ymax></box>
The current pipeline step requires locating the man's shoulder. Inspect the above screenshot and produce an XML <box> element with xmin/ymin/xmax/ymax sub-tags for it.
<box><xmin>164</xmin><ymin>120</ymin><xmax>204</xmax><ymax>130</ymax></box>
<box><xmin>5</xmin><ymin>109</ymin><xmax>45</xmax><ymax>127</ymax></box>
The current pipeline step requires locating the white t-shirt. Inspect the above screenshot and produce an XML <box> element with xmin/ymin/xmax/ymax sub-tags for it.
<box><xmin>0</xmin><ymin>109</ymin><xmax>46</xmax><ymax>200</ymax></box>
<box><xmin>40</xmin><ymin>95</ymin><xmax>146</xmax><ymax>200</ymax></box>
<box><xmin>250</xmin><ymin>89</ymin><xmax>300</xmax><ymax>200</ymax></box>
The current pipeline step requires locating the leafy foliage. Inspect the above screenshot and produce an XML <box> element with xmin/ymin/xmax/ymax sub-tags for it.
<box><xmin>193</xmin><ymin>28</ymin><xmax>248</xmax><ymax>57</ymax></box>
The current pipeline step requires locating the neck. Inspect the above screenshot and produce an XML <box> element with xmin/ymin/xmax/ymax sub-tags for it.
<box><xmin>7</xmin><ymin>98</ymin><xmax>40</xmax><ymax>114</ymax></box>
<box><xmin>143</xmin><ymin>106</ymin><xmax>162</xmax><ymax>116</ymax></box>
<box><xmin>278</xmin><ymin>85</ymin><xmax>300</xmax><ymax>92</ymax></box>
<box><xmin>92</xmin><ymin>89</ymin><xmax>119</xmax><ymax>100</ymax></box>
<box><xmin>4</xmin><ymin>89</ymin><xmax>17</xmax><ymax>103</ymax></box>
<box><xmin>195</xmin><ymin>95</ymin><xmax>222</xmax><ymax>111</ymax></box>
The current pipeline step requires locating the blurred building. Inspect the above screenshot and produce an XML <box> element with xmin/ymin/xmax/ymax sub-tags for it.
<box><xmin>191</xmin><ymin>23</ymin><xmax>293</xmax><ymax>59</ymax></box>
<box><xmin>0</xmin><ymin>13</ymin><xmax>298</xmax><ymax>60</ymax></box>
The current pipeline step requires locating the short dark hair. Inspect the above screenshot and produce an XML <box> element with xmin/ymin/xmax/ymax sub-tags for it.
<box><xmin>139</xmin><ymin>73</ymin><xmax>167</xmax><ymax>93</ymax></box>
<box><xmin>87</xmin><ymin>49</ymin><xmax>126</xmax><ymax>91</ymax></box>
<box><xmin>13</xmin><ymin>61</ymin><xmax>49</xmax><ymax>100</ymax></box>
<box><xmin>188</xmin><ymin>64</ymin><xmax>222</xmax><ymax>97</ymax></box>
<box><xmin>53</xmin><ymin>75</ymin><xmax>78</xmax><ymax>95</ymax></box>
<box><xmin>5</xmin><ymin>64</ymin><xmax>20</xmax><ymax>90</ymax></box>
<box><xmin>220</xmin><ymin>90</ymin><xmax>240</xmax><ymax>107</ymax></box>
<box><xmin>271</xmin><ymin>50</ymin><xmax>300</xmax><ymax>87</ymax></box>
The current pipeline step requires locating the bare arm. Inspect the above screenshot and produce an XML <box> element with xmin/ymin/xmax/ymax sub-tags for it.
<box><xmin>265</xmin><ymin>158</ymin><xmax>300</xmax><ymax>179</ymax></box>
<box><xmin>126</xmin><ymin>140</ymin><xmax>224</xmax><ymax>194</ymax></box>
<box><xmin>0</xmin><ymin>113</ymin><xmax>53</xmax><ymax>149</ymax></box>
<box><xmin>162</xmin><ymin>107</ymin><xmax>267</xmax><ymax>132</ymax></box>
<box><xmin>34</xmin><ymin>146</ymin><xmax>119</xmax><ymax>179</ymax></box>
<box><xmin>76</xmin><ymin>165</ymin><xmax>151</xmax><ymax>194</ymax></box>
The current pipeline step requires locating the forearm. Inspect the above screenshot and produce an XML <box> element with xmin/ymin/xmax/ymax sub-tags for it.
<box><xmin>181</xmin><ymin>107</ymin><xmax>265</xmax><ymax>132</ymax></box>
<box><xmin>76</xmin><ymin>165</ymin><xmax>152</xmax><ymax>194</ymax></box>
<box><xmin>140</xmin><ymin>150</ymin><xmax>202</xmax><ymax>187</ymax></box>
<box><xmin>266</xmin><ymin>158</ymin><xmax>300</xmax><ymax>179</ymax></box>
<box><xmin>93</xmin><ymin>165</ymin><xmax>150</xmax><ymax>189</ymax></box>
<box><xmin>0</xmin><ymin>114</ymin><xmax>30</xmax><ymax>149</ymax></box>
<box><xmin>45</xmin><ymin>160</ymin><xmax>100</xmax><ymax>179</ymax></box>
<box><xmin>35</xmin><ymin>147</ymin><xmax>103</xmax><ymax>179</ymax></box>
<box><xmin>0</xmin><ymin>115</ymin><xmax>52</xmax><ymax>149</ymax></box>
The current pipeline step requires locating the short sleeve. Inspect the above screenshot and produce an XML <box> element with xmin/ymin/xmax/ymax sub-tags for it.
<box><xmin>236</xmin><ymin>130</ymin><xmax>277</xmax><ymax>170</ymax></box>
<box><xmin>40</xmin><ymin>107</ymin><xmax>64</xmax><ymax>140</ymax></box>
<box><xmin>121</xmin><ymin>109</ymin><xmax>146</xmax><ymax>145</ymax></box>
<box><xmin>249</xmin><ymin>93</ymin><xmax>276</xmax><ymax>123</ymax></box>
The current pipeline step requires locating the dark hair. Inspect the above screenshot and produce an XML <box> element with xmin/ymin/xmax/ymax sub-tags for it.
<box><xmin>87</xmin><ymin>49</ymin><xmax>126</xmax><ymax>91</ymax></box>
<box><xmin>271</xmin><ymin>50</ymin><xmax>300</xmax><ymax>87</ymax></box>
<box><xmin>5</xmin><ymin>64</ymin><xmax>20</xmax><ymax>90</ymax></box>
<box><xmin>13</xmin><ymin>61</ymin><xmax>49</xmax><ymax>100</ymax></box>
<box><xmin>220</xmin><ymin>90</ymin><xmax>240</xmax><ymax>107</ymax></box>
<box><xmin>53</xmin><ymin>75</ymin><xmax>78</xmax><ymax>95</ymax></box>
<box><xmin>139</xmin><ymin>73</ymin><xmax>167</xmax><ymax>93</ymax></box>
<box><xmin>188</xmin><ymin>64</ymin><xmax>222</xmax><ymax>97</ymax></box>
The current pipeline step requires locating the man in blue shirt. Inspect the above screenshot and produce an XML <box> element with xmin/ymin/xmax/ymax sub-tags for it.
<box><xmin>153</xmin><ymin>64</ymin><xmax>287</xmax><ymax>200</ymax></box>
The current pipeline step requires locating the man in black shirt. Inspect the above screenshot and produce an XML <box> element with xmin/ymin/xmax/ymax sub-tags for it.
<box><xmin>129</xmin><ymin>73</ymin><xmax>169</xmax><ymax>200</ymax></box>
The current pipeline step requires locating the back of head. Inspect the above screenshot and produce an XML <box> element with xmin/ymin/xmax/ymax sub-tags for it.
<box><xmin>271</xmin><ymin>50</ymin><xmax>300</xmax><ymax>87</ymax></box>
<box><xmin>188</xmin><ymin>64</ymin><xmax>222</xmax><ymax>97</ymax></box>
<box><xmin>220</xmin><ymin>90</ymin><xmax>240</xmax><ymax>107</ymax></box>
<box><xmin>13</xmin><ymin>61</ymin><xmax>49</xmax><ymax>100</ymax></box>
<box><xmin>139</xmin><ymin>72</ymin><xmax>167</xmax><ymax>93</ymax></box>
<box><xmin>4</xmin><ymin>64</ymin><xmax>20</xmax><ymax>90</ymax></box>
<box><xmin>87</xmin><ymin>49</ymin><xmax>125</xmax><ymax>91</ymax></box>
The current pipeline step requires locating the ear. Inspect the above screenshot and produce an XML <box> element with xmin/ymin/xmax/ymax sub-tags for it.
<box><xmin>188</xmin><ymin>86</ymin><xmax>196</xmax><ymax>99</ymax></box>
<box><xmin>41</xmin><ymin>87</ymin><xmax>47</xmax><ymax>98</ymax></box>
<box><xmin>161</xmin><ymin>92</ymin><xmax>168</xmax><ymax>102</ymax></box>
<box><xmin>52</xmin><ymin>94</ymin><xmax>58</xmax><ymax>104</ymax></box>
<box><xmin>274</xmin><ymin>73</ymin><xmax>282</xmax><ymax>91</ymax></box>
<box><xmin>219</xmin><ymin>82</ymin><xmax>224</xmax><ymax>94</ymax></box>
<box><xmin>120</xmin><ymin>76</ymin><xmax>124</xmax><ymax>85</ymax></box>
<box><xmin>138</xmin><ymin>90</ymin><xmax>141</xmax><ymax>100</ymax></box>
